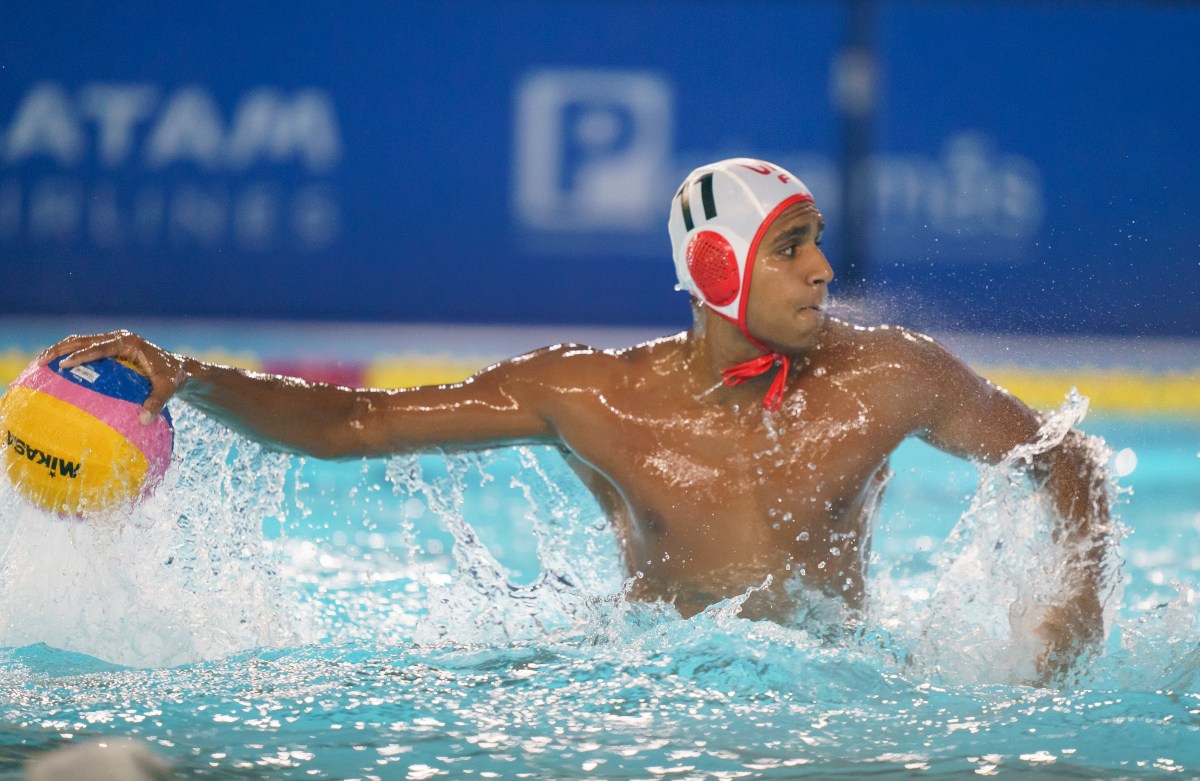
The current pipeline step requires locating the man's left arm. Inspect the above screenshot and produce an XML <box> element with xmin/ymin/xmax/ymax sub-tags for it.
<box><xmin>1022</xmin><ymin>428</ymin><xmax>1110</xmax><ymax>676</ymax></box>
<box><xmin>902</xmin><ymin>333</ymin><xmax>1111</xmax><ymax>677</ymax></box>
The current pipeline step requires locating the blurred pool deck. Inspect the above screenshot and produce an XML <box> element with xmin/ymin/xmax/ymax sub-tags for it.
<box><xmin>2</xmin><ymin>315</ymin><xmax>1198</xmax><ymax>415</ymax></box>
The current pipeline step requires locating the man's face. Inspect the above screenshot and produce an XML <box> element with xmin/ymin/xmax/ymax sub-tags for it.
<box><xmin>743</xmin><ymin>201</ymin><xmax>834</xmax><ymax>353</ymax></box>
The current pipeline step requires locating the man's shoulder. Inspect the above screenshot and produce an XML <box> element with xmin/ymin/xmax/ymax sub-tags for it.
<box><xmin>821</xmin><ymin>318</ymin><xmax>946</xmax><ymax>359</ymax></box>
<box><xmin>811</xmin><ymin>320</ymin><xmax>986</xmax><ymax>427</ymax></box>
<box><xmin>495</xmin><ymin>332</ymin><xmax>685</xmax><ymax>381</ymax></box>
<box><xmin>499</xmin><ymin>342</ymin><xmax>615</xmax><ymax>376</ymax></box>
<box><xmin>816</xmin><ymin>319</ymin><xmax>968</xmax><ymax>385</ymax></box>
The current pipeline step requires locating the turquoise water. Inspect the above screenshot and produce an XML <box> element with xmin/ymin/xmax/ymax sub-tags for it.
<box><xmin>1</xmin><ymin>393</ymin><xmax>1198</xmax><ymax>777</ymax></box>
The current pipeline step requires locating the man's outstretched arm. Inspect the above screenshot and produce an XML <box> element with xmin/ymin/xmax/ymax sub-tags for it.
<box><xmin>40</xmin><ymin>330</ymin><xmax>563</xmax><ymax>460</ymax></box>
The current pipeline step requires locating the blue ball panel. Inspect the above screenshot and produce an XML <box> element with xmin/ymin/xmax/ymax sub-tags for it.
<box><xmin>46</xmin><ymin>356</ymin><xmax>173</xmax><ymax>425</ymax></box>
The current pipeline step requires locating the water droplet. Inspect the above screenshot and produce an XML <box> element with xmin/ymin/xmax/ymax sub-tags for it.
<box><xmin>1113</xmin><ymin>447</ymin><xmax>1137</xmax><ymax>477</ymax></box>
<box><xmin>797</xmin><ymin>531</ymin><xmax>809</xmax><ymax>542</ymax></box>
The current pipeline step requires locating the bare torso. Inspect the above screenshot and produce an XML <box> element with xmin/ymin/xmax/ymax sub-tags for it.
<box><xmin>530</xmin><ymin>319</ymin><xmax>942</xmax><ymax>619</ymax></box>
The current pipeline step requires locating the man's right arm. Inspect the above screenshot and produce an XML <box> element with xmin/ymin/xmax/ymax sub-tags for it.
<box><xmin>40</xmin><ymin>331</ymin><xmax>564</xmax><ymax>460</ymax></box>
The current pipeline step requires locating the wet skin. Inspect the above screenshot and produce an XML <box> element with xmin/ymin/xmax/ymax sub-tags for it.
<box><xmin>42</xmin><ymin>202</ymin><xmax>1110</xmax><ymax>677</ymax></box>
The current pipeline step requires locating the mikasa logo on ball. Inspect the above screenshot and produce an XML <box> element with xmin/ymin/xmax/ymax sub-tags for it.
<box><xmin>3</xmin><ymin>430</ymin><xmax>82</xmax><ymax>479</ymax></box>
<box><xmin>68</xmin><ymin>365</ymin><xmax>100</xmax><ymax>383</ymax></box>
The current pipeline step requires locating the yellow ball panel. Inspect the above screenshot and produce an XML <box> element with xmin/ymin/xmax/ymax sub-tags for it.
<box><xmin>1</xmin><ymin>386</ymin><xmax>152</xmax><ymax>516</ymax></box>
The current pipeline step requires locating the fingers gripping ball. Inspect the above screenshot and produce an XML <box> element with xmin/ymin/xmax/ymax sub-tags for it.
<box><xmin>0</xmin><ymin>356</ymin><xmax>173</xmax><ymax>517</ymax></box>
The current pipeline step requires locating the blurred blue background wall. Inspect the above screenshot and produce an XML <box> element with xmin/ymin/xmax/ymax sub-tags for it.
<box><xmin>1</xmin><ymin>1</ymin><xmax>1196</xmax><ymax>336</ymax></box>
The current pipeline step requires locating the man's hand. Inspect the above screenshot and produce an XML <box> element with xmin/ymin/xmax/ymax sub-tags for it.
<box><xmin>39</xmin><ymin>330</ymin><xmax>187</xmax><ymax>425</ymax></box>
<box><xmin>1026</xmin><ymin>600</ymin><xmax>1103</xmax><ymax>683</ymax></box>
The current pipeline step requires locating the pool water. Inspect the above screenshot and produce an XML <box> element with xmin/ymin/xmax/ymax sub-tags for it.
<box><xmin>1</xmin><ymin>396</ymin><xmax>1199</xmax><ymax>778</ymax></box>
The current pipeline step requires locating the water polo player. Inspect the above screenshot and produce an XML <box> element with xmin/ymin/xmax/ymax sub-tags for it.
<box><xmin>40</xmin><ymin>158</ymin><xmax>1113</xmax><ymax>681</ymax></box>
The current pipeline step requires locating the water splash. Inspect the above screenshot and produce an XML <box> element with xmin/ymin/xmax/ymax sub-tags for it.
<box><xmin>0</xmin><ymin>406</ymin><xmax>313</xmax><ymax>667</ymax></box>
<box><xmin>391</xmin><ymin>448</ymin><xmax>622</xmax><ymax>646</ymax></box>
<box><xmin>870</xmin><ymin>391</ymin><xmax>1125</xmax><ymax>686</ymax></box>
<box><xmin>3</xmin><ymin>396</ymin><xmax>1200</xmax><ymax>777</ymax></box>
<box><xmin>0</xmin><ymin>388</ymin><xmax>1177</xmax><ymax>700</ymax></box>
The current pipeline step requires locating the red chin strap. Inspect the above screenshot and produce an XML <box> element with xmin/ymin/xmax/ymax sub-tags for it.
<box><xmin>720</xmin><ymin>352</ymin><xmax>791</xmax><ymax>411</ymax></box>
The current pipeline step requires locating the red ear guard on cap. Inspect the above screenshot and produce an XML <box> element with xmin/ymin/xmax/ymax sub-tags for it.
<box><xmin>686</xmin><ymin>231</ymin><xmax>739</xmax><ymax>307</ymax></box>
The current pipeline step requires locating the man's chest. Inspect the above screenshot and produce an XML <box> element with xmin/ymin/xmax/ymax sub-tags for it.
<box><xmin>576</xmin><ymin>383</ymin><xmax>909</xmax><ymax>520</ymax></box>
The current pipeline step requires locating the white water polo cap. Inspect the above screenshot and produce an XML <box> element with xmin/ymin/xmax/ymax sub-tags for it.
<box><xmin>668</xmin><ymin>158</ymin><xmax>814</xmax><ymax>339</ymax></box>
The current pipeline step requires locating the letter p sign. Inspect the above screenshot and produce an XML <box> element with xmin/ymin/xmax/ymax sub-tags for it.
<box><xmin>514</xmin><ymin>70</ymin><xmax>672</xmax><ymax>231</ymax></box>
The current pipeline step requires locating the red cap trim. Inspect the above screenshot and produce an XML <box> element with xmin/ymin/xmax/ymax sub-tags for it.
<box><xmin>736</xmin><ymin>192</ymin><xmax>814</xmax><ymax>347</ymax></box>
